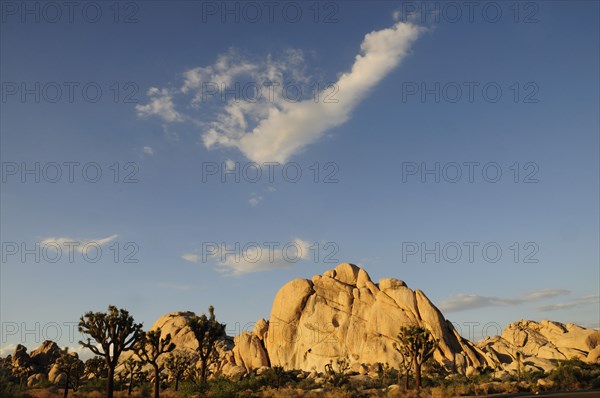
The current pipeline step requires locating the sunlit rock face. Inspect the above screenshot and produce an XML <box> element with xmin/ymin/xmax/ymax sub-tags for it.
<box><xmin>477</xmin><ymin>319</ymin><xmax>600</xmax><ymax>372</ymax></box>
<box><xmin>263</xmin><ymin>263</ymin><xmax>493</xmax><ymax>373</ymax></box>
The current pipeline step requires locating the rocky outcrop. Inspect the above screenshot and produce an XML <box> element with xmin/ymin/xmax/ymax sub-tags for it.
<box><xmin>11</xmin><ymin>344</ymin><xmax>30</xmax><ymax>370</ymax></box>
<box><xmin>263</xmin><ymin>263</ymin><xmax>493</xmax><ymax>373</ymax></box>
<box><xmin>477</xmin><ymin>320</ymin><xmax>600</xmax><ymax>372</ymax></box>
<box><xmin>29</xmin><ymin>340</ymin><xmax>61</xmax><ymax>374</ymax></box>
<box><xmin>141</xmin><ymin>311</ymin><xmax>268</xmax><ymax>377</ymax></box>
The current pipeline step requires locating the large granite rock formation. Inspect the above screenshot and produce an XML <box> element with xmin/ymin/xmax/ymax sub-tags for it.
<box><xmin>263</xmin><ymin>263</ymin><xmax>492</xmax><ymax>373</ymax></box>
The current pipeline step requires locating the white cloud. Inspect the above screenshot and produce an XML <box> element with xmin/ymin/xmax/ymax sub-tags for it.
<box><xmin>439</xmin><ymin>289</ymin><xmax>572</xmax><ymax>313</ymax></box>
<box><xmin>136</xmin><ymin>21</ymin><xmax>424</xmax><ymax>163</ymax></box>
<box><xmin>525</xmin><ymin>289</ymin><xmax>570</xmax><ymax>301</ymax></box>
<box><xmin>136</xmin><ymin>87</ymin><xmax>183</xmax><ymax>122</ymax></box>
<box><xmin>204</xmin><ymin>238</ymin><xmax>311</xmax><ymax>276</ymax></box>
<box><xmin>224</xmin><ymin>159</ymin><xmax>236</xmax><ymax>171</ymax></box>
<box><xmin>142</xmin><ymin>146</ymin><xmax>154</xmax><ymax>155</ymax></box>
<box><xmin>206</xmin><ymin>22</ymin><xmax>423</xmax><ymax>163</ymax></box>
<box><xmin>439</xmin><ymin>294</ymin><xmax>521</xmax><ymax>312</ymax></box>
<box><xmin>537</xmin><ymin>295</ymin><xmax>599</xmax><ymax>312</ymax></box>
<box><xmin>181</xmin><ymin>253</ymin><xmax>200</xmax><ymax>263</ymax></box>
<box><xmin>40</xmin><ymin>234</ymin><xmax>118</xmax><ymax>253</ymax></box>
<box><xmin>0</xmin><ymin>344</ymin><xmax>17</xmax><ymax>357</ymax></box>
<box><xmin>249</xmin><ymin>193</ymin><xmax>263</xmax><ymax>206</ymax></box>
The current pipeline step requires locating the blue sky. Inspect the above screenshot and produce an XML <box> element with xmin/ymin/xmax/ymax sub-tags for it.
<box><xmin>1</xmin><ymin>1</ymin><xmax>599</xmax><ymax>356</ymax></box>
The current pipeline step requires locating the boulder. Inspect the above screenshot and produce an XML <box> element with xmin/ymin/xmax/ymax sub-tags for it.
<box><xmin>48</xmin><ymin>363</ymin><xmax>66</xmax><ymax>384</ymax></box>
<box><xmin>27</xmin><ymin>373</ymin><xmax>46</xmax><ymax>387</ymax></box>
<box><xmin>586</xmin><ymin>346</ymin><xmax>600</xmax><ymax>363</ymax></box>
<box><xmin>30</xmin><ymin>340</ymin><xmax>61</xmax><ymax>374</ymax></box>
<box><xmin>253</xmin><ymin>319</ymin><xmax>269</xmax><ymax>340</ymax></box>
<box><xmin>233</xmin><ymin>331</ymin><xmax>270</xmax><ymax>372</ymax></box>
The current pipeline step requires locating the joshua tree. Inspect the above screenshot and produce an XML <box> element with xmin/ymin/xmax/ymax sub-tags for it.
<box><xmin>324</xmin><ymin>357</ymin><xmax>351</xmax><ymax>387</ymax></box>
<box><xmin>272</xmin><ymin>365</ymin><xmax>286</xmax><ymax>390</ymax></box>
<box><xmin>164</xmin><ymin>350</ymin><xmax>196</xmax><ymax>391</ymax></box>
<box><xmin>122</xmin><ymin>357</ymin><xmax>143</xmax><ymax>396</ymax></box>
<box><xmin>135</xmin><ymin>329</ymin><xmax>176</xmax><ymax>398</ymax></box>
<box><xmin>188</xmin><ymin>306</ymin><xmax>226</xmax><ymax>383</ymax></box>
<box><xmin>78</xmin><ymin>305</ymin><xmax>143</xmax><ymax>398</ymax></box>
<box><xmin>85</xmin><ymin>356</ymin><xmax>108</xmax><ymax>379</ymax></box>
<box><xmin>374</xmin><ymin>362</ymin><xmax>391</xmax><ymax>387</ymax></box>
<box><xmin>395</xmin><ymin>325</ymin><xmax>438</xmax><ymax>390</ymax></box>
<box><xmin>55</xmin><ymin>349</ymin><xmax>85</xmax><ymax>398</ymax></box>
<box><xmin>392</xmin><ymin>341</ymin><xmax>411</xmax><ymax>389</ymax></box>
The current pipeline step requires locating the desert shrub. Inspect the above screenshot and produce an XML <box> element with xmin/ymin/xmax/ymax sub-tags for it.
<box><xmin>173</xmin><ymin>381</ymin><xmax>198</xmax><ymax>398</ymax></box>
<box><xmin>0</xmin><ymin>374</ymin><xmax>29</xmax><ymax>398</ymax></box>
<box><xmin>207</xmin><ymin>377</ymin><xmax>244</xmax><ymax>398</ymax></box>
<box><xmin>295</xmin><ymin>376</ymin><xmax>320</xmax><ymax>390</ymax></box>
<box><xmin>79</xmin><ymin>377</ymin><xmax>108</xmax><ymax>392</ymax></box>
<box><xmin>522</xmin><ymin>369</ymin><xmax>545</xmax><ymax>384</ymax></box>
<box><xmin>137</xmin><ymin>382</ymin><xmax>152</xmax><ymax>398</ymax></box>
<box><xmin>175</xmin><ymin>376</ymin><xmax>263</xmax><ymax>398</ymax></box>
<box><xmin>548</xmin><ymin>358</ymin><xmax>600</xmax><ymax>390</ymax></box>
<box><xmin>255</xmin><ymin>367</ymin><xmax>292</xmax><ymax>390</ymax></box>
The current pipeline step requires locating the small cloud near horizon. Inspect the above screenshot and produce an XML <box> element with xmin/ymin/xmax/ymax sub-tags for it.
<box><xmin>537</xmin><ymin>295</ymin><xmax>599</xmax><ymax>312</ymax></box>
<box><xmin>181</xmin><ymin>253</ymin><xmax>200</xmax><ymax>263</ymax></box>
<box><xmin>439</xmin><ymin>288</ymin><xmax>571</xmax><ymax>313</ymax></box>
<box><xmin>40</xmin><ymin>234</ymin><xmax>118</xmax><ymax>253</ymax></box>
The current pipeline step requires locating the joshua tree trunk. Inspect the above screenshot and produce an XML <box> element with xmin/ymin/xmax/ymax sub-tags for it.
<box><xmin>415</xmin><ymin>361</ymin><xmax>422</xmax><ymax>390</ymax></box>
<box><xmin>128</xmin><ymin>372</ymin><xmax>134</xmax><ymax>396</ymax></box>
<box><xmin>201</xmin><ymin>363</ymin><xmax>207</xmax><ymax>384</ymax></box>
<box><xmin>64</xmin><ymin>374</ymin><xmax>70</xmax><ymax>398</ymax></box>
<box><xmin>153</xmin><ymin>364</ymin><xmax>160</xmax><ymax>398</ymax></box>
<box><xmin>405</xmin><ymin>369</ymin><xmax>410</xmax><ymax>389</ymax></box>
<box><xmin>107</xmin><ymin>366</ymin><xmax>115</xmax><ymax>398</ymax></box>
<box><xmin>174</xmin><ymin>375</ymin><xmax>179</xmax><ymax>391</ymax></box>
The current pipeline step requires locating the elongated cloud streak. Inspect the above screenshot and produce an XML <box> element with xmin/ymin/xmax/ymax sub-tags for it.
<box><xmin>137</xmin><ymin>21</ymin><xmax>423</xmax><ymax>163</ymax></box>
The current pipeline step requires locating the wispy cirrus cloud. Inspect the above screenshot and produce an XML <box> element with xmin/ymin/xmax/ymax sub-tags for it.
<box><xmin>537</xmin><ymin>295</ymin><xmax>599</xmax><ymax>312</ymax></box>
<box><xmin>40</xmin><ymin>234</ymin><xmax>118</xmax><ymax>252</ymax></box>
<box><xmin>439</xmin><ymin>289</ymin><xmax>571</xmax><ymax>313</ymax></box>
<box><xmin>136</xmin><ymin>20</ymin><xmax>424</xmax><ymax>163</ymax></box>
